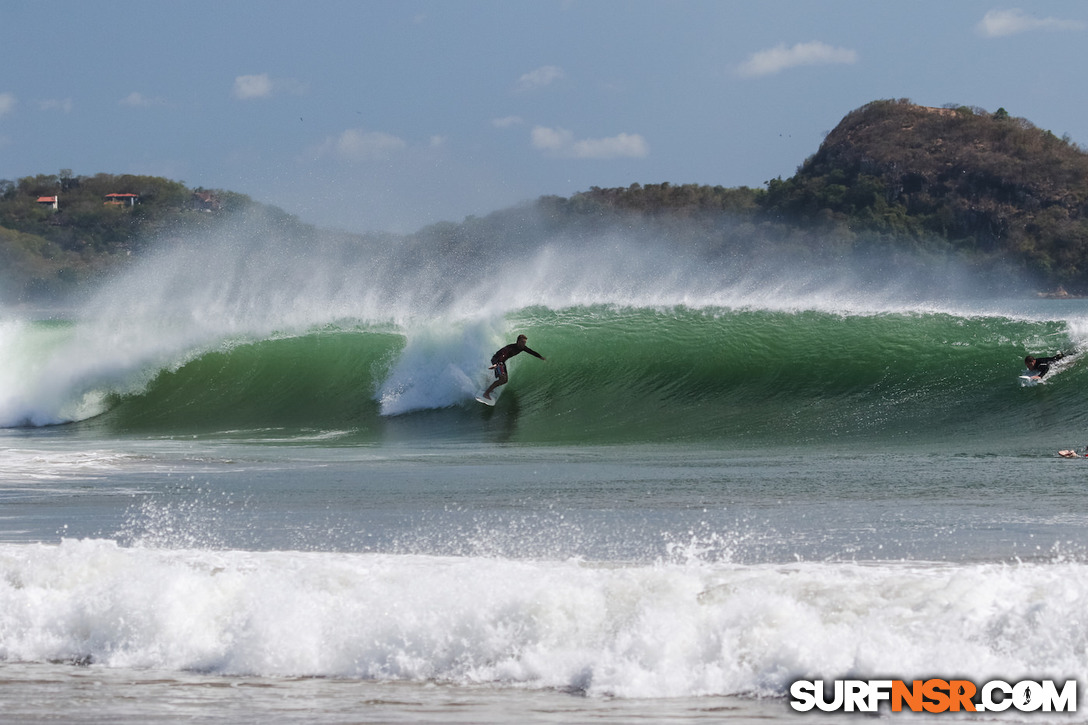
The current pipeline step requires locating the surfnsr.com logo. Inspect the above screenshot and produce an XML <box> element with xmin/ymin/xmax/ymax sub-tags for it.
<box><xmin>790</xmin><ymin>679</ymin><xmax>1077</xmax><ymax>713</ymax></box>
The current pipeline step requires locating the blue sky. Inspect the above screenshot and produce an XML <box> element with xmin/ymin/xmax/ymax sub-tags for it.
<box><xmin>2</xmin><ymin>1</ymin><xmax>1086</xmax><ymax>234</ymax></box>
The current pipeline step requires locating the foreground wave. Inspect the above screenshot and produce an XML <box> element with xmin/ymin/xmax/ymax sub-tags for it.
<box><xmin>1</xmin><ymin>538</ymin><xmax>1082</xmax><ymax>698</ymax></box>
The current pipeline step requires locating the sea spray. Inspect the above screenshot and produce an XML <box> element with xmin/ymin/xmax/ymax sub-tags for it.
<box><xmin>376</xmin><ymin>318</ymin><xmax>507</xmax><ymax>415</ymax></box>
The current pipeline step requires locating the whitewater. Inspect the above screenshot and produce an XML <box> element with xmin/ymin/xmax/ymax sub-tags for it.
<box><xmin>2</xmin><ymin>209</ymin><xmax>1088</xmax><ymax>723</ymax></box>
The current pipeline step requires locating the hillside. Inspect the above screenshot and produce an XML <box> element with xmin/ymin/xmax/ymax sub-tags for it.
<box><xmin>0</xmin><ymin>173</ymin><xmax>298</xmax><ymax>303</ymax></box>
<box><xmin>4</xmin><ymin>99</ymin><xmax>1088</xmax><ymax>304</ymax></box>
<box><xmin>548</xmin><ymin>100</ymin><xmax>1088</xmax><ymax>294</ymax></box>
<box><xmin>761</xmin><ymin>99</ymin><xmax>1088</xmax><ymax>290</ymax></box>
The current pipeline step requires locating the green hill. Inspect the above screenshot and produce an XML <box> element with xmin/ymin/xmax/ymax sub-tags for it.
<box><xmin>542</xmin><ymin>100</ymin><xmax>1088</xmax><ymax>295</ymax></box>
<box><xmin>762</xmin><ymin>99</ymin><xmax>1088</xmax><ymax>290</ymax></box>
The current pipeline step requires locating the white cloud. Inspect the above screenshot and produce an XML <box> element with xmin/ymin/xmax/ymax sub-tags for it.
<box><xmin>316</xmin><ymin>128</ymin><xmax>407</xmax><ymax>161</ymax></box>
<box><xmin>0</xmin><ymin>92</ymin><xmax>18</xmax><ymax>117</ymax></box>
<box><xmin>37</xmin><ymin>98</ymin><xmax>73</xmax><ymax>113</ymax></box>
<box><xmin>516</xmin><ymin>65</ymin><xmax>564</xmax><ymax>92</ymax></box>
<box><xmin>976</xmin><ymin>8</ymin><xmax>1085</xmax><ymax>37</ymax></box>
<box><xmin>572</xmin><ymin>133</ymin><xmax>649</xmax><ymax>159</ymax></box>
<box><xmin>492</xmin><ymin>115</ymin><xmax>523</xmax><ymax>129</ymax></box>
<box><xmin>736</xmin><ymin>41</ymin><xmax>857</xmax><ymax>78</ymax></box>
<box><xmin>233</xmin><ymin>73</ymin><xmax>274</xmax><ymax>100</ymax></box>
<box><xmin>120</xmin><ymin>92</ymin><xmax>159</xmax><ymax>108</ymax></box>
<box><xmin>531</xmin><ymin>126</ymin><xmax>649</xmax><ymax>159</ymax></box>
<box><xmin>232</xmin><ymin>74</ymin><xmax>307</xmax><ymax>100</ymax></box>
<box><xmin>531</xmin><ymin>126</ymin><xmax>573</xmax><ymax>152</ymax></box>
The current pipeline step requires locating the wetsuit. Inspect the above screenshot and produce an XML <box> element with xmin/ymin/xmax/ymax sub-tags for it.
<box><xmin>1030</xmin><ymin>354</ymin><xmax>1063</xmax><ymax>378</ymax></box>
<box><xmin>491</xmin><ymin>343</ymin><xmax>544</xmax><ymax>378</ymax></box>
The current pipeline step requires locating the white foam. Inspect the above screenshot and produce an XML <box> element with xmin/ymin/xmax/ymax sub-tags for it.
<box><xmin>0</xmin><ymin>449</ymin><xmax>138</xmax><ymax>482</ymax></box>
<box><xmin>1</xmin><ymin>540</ymin><xmax>1084</xmax><ymax>698</ymax></box>
<box><xmin>376</xmin><ymin>319</ymin><xmax>505</xmax><ymax>415</ymax></box>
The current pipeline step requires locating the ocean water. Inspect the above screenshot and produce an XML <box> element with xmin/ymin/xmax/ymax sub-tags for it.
<box><xmin>2</xmin><ymin>216</ymin><xmax>1088</xmax><ymax>723</ymax></box>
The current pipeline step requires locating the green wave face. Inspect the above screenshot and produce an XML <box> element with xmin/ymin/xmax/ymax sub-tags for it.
<box><xmin>102</xmin><ymin>329</ymin><xmax>403</xmax><ymax>434</ymax></box>
<box><xmin>70</xmin><ymin>305</ymin><xmax>1079</xmax><ymax>451</ymax></box>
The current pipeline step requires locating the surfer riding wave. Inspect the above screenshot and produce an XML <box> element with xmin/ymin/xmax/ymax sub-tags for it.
<box><xmin>482</xmin><ymin>334</ymin><xmax>545</xmax><ymax>401</ymax></box>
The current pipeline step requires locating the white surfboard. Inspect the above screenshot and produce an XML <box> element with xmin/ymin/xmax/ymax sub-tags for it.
<box><xmin>474</xmin><ymin>394</ymin><xmax>496</xmax><ymax>407</ymax></box>
<box><xmin>1019</xmin><ymin>374</ymin><xmax>1041</xmax><ymax>387</ymax></box>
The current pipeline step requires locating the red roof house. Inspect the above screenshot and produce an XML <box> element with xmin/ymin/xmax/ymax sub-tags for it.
<box><xmin>104</xmin><ymin>193</ymin><xmax>139</xmax><ymax>206</ymax></box>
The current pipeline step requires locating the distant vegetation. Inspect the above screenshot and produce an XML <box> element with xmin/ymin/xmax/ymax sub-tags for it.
<box><xmin>0</xmin><ymin>172</ymin><xmax>293</xmax><ymax>302</ymax></box>
<box><xmin>4</xmin><ymin>99</ymin><xmax>1088</xmax><ymax>303</ymax></box>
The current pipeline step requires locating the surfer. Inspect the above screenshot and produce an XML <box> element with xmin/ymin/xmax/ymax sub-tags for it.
<box><xmin>1024</xmin><ymin>352</ymin><xmax>1064</xmax><ymax>380</ymax></box>
<box><xmin>482</xmin><ymin>334</ymin><xmax>545</xmax><ymax>400</ymax></box>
